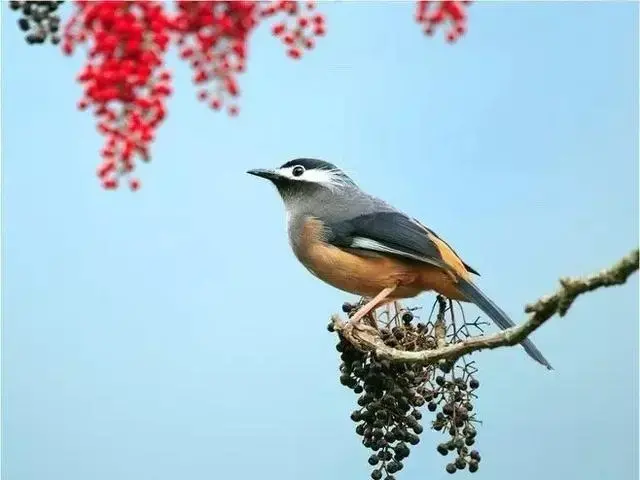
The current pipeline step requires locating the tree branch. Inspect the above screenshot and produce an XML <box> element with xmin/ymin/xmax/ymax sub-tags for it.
<box><xmin>332</xmin><ymin>248</ymin><xmax>639</xmax><ymax>366</ymax></box>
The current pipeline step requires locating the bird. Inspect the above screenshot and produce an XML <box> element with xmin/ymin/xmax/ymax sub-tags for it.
<box><xmin>247</xmin><ymin>158</ymin><xmax>552</xmax><ymax>370</ymax></box>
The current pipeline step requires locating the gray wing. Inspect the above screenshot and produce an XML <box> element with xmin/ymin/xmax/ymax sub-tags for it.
<box><xmin>326</xmin><ymin>211</ymin><xmax>479</xmax><ymax>275</ymax></box>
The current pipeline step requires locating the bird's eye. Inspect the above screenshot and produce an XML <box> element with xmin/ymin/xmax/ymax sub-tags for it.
<box><xmin>292</xmin><ymin>165</ymin><xmax>305</xmax><ymax>177</ymax></box>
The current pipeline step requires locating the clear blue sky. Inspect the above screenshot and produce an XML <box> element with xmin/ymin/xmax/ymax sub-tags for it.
<box><xmin>2</xmin><ymin>2</ymin><xmax>638</xmax><ymax>480</ymax></box>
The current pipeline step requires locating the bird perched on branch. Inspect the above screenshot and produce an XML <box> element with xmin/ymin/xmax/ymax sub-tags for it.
<box><xmin>248</xmin><ymin>158</ymin><xmax>552</xmax><ymax>370</ymax></box>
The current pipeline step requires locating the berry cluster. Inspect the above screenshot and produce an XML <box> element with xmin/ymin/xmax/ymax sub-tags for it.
<box><xmin>9</xmin><ymin>1</ymin><xmax>471</xmax><ymax>190</ymax></box>
<box><xmin>334</xmin><ymin>333</ymin><xmax>422</xmax><ymax>480</ymax></box>
<box><xmin>173</xmin><ymin>1</ymin><xmax>325</xmax><ymax>116</ymax></box>
<box><xmin>330</xmin><ymin>299</ymin><xmax>483</xmax><ymax>477</ymax></box>
<box><xmin>416</xmin><ymin>1</ymin><xmax>471</xmax><ymax>43</ymax></box>
<box><xmin>10</xmin><ymin>1</ymin><xmax>64</xmax><ymax>45</ymax></box>
<box><xmin>61</xmin><ymin>1</ymin><xmax>173</xmax><ymax>191</ymax></box>
<box><xmin>266</xmin><ymin>1</ymin><xmax>326</xmax><ymax>60</ymax></box>
<box><xmin>428</xmin><ymin>357</ymin><xmax>482</xmax><ymax>474</ymax></box>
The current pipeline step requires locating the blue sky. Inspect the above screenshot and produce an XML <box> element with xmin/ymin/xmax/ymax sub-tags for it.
<box><xmin>2</xmin><ymin>2</ymin><xmax>638</xmax><ymax>480</ymax></box>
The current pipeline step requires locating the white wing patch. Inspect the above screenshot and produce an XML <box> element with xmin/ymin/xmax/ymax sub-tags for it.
<box><xmin>350</xmin><ymin>237</ymin><xmax>444</xmax><ymax>269</ymax></box>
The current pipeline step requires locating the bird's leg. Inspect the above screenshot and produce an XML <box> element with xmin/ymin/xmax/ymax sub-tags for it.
<box><xmin>350</xmin><ymin>285</ymin><xmax>398</xmax><ymax>325</ymax></box>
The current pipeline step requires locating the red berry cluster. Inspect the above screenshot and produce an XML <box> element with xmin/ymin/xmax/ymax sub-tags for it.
<box><xmin>416</xmin><ymin>1</ymin><xmax>471</xmax><ymax>43</ymax></box>
<box><xmin>174</xmin><ymin>1</ymin><xmax>325</xmax><ymax>116</ymax></box>
<box><xmin>11</xmin><ymin>1</ymin><xmax>471</xmax><ymax>191</ymax></box>
<box><xmin>62</xmin><ymin>1</ymin><xmax>172</xmax><ymax>191</ymax></box>
<box><xmin>265</xmin><ymin>1</ymin><xmax>326</xmax><ymax>60</ymax></box>
<box><xmin>59</xmin><ymin>0</ymin><xmax>328</xmax><ymax>190</ymax></box>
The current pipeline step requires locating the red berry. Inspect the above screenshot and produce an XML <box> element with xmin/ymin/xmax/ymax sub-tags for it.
<box><xmin>129</xmin><ymin>178</ymin><xmax>141</xmax><ymax>191</ymax></box>
<box><xmin>102</xmin><ymin>178</ymin><xmax>118</xmax><ymax>190</ymax></box>
<box><xmin>287</xmin><ymin>48</ymin><xmax>301</xmax><ymax>59</ymax></box>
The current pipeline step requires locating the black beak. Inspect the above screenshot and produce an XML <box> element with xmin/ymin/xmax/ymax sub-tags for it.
<box><xmin>247</xmin><ymin>168</ymin><xmax>280</xmax><ymax>181</ymax></box>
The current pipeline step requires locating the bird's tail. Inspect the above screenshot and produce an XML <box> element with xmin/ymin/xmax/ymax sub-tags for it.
<box><xmin>455</xmin><ymin>278</ymin><xmax>553</xmax><ymax>370</ymax></box>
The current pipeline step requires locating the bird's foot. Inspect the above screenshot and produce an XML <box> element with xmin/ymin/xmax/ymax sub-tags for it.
<box><xmin>348</xmin><ymin>285</ymin><xmax>398</xmax><ymax>327</ymax></box>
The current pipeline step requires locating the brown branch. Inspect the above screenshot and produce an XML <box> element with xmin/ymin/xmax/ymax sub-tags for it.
<box><xmin>332</xmin><ymin>248</ymin><xmax>639</xmax><ymax>366</ymax></box>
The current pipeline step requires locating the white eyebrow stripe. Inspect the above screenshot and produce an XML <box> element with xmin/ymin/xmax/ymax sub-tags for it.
<box><xmin>276</xmin><ymin>166</ymin><xmax>345</xmax><ymax>189</ymax></box>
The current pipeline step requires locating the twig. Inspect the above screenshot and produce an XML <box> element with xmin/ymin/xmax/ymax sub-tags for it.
<box><xmin>434</xmin><ymin>295</ymin><xmax>447</xmax><ymax>348</ymax></box>
<box><xmin>331</xmin><ymin>249</ymin><xmax>639</xmax><ymax>366</ymax></box>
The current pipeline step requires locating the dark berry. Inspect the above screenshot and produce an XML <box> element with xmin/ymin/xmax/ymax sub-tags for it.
<box><xmin>470</xmin><ymin>450</ymin><xmax>481</xmax><ymax>461</ymax></box>
<box><xmin>437</xmin><ymin>444</ymin><xmax>448</xmax><ymax>456</ymax></box>
<box><xmin>446</xmin><ymin>463</ymin><xmax>456</xmax><ymax>474</ymax></box>
<box><xmin>455</xmin><ymin>457</ymin><xmax>467</xmax><ymax>469</ymax></box>
<box><xmin>427</xmin><ymin>402</ymin><xmax>437</xmax><ymax>412</ymax></box>
<box><xmin>438</xmin><ymin>360</ymin><xmax>452</xmax><ymax>373</ymax></box>
<box><xmin>468</xmin><ymin>459</ymin><xmax>479</xmax><ymax>473</ymax></box>
<box><xmin>463</xmin><ymin>426</ymin><xmax>477</xmax><ymax>438</ymax></box>
<box><xmin>368</xmin><ymin>455</ymin><xmax>379</xmax><ymax>466</ymax></box>
<box><xmin>26</xmin><ymin>33</ymin><xmax>45</xmax><ymax>44</ymax></box>
<box><xmin>371</xmin><ymin>469</ymin><xmax>383</xmax><ymax>480</ymax></box>
<box><xmin>469</xmin><ymin>378</ymin><xmax>480</xmax><ymax>389</ymax></box>
<box><xmin>18</xmin><ymin>17</ymin><xmax>30</xmax><ymax>31</ymax></box>
<box><xmin>401</xmin><ymin>311</ymin><xmax>413</xmax><ymax>323</ymax></box>
<box><xmin>395</xmin><ymin>442</ymin><xmax>409</xmax><ymax>456</ymax></box>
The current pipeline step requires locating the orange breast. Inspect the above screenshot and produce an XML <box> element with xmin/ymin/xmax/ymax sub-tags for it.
<box><xmin>296</xmin><ymin>217</ymin><xmax>468</xmax><ymax>301</ymax></box>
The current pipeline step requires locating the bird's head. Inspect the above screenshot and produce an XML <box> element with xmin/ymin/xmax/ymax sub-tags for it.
<box><xmin>247</xmin><ymin>158</ymin><xmax>357</xmax><ymax>204</ymax></box>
